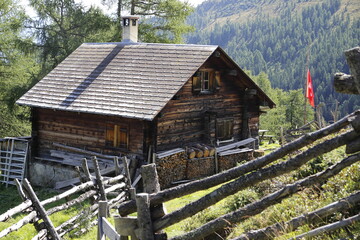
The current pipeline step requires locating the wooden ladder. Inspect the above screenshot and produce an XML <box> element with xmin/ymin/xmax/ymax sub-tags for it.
<box><xmin>0</xmin><ymin>138</ymin><xmax>29</xmax><ymax>187</ymax></box>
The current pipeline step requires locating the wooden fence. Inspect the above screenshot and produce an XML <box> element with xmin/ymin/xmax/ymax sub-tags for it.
<box><xmin>114</xmin><ymin>110</ymin><xmax>360</xmax><ymax>240</ymax></box>
<box><xmin>1</xmin><ymin>111</ymin><xmax>359</xmax><ymax>239</ymax></box>
<box><xmin>0</xmin><ymin>156</ymin><xmax>131</xmax><ymax>239</ymax></box>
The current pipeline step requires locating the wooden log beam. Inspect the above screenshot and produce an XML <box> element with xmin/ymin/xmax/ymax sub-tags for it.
<box><xmin>291</xmin><ymin>213</ymin><xmax>360</xmax><ymax>240</ymax></box>
<box><xmin>93</xmin><ymin>156</ymin><xmax>107</xmax><ymax>201</ymax></box>
<box><xmin>170</xmin><ymin>152</ymin><xmax>360</xmax><ymax>240</ymax></box>
<box><xmin>235</xmin><ymin>191</ymin><xmax>360</xmax><ymax>240</ymax></box>
<box><xmin>0</xmin><ymin>200</ymin><xmax>32</xmax><ymax>222</ymax></box>
<box><xmin>346</xmin><ymin>137</ymin><xmax>360</xmax><ymax>154</ymax></box>
<box><xmin>117</xmin><ymin>111</ymin><xmax>360</xmax><ymax>217</ymax></box>
<box><xmin>153</xmin><ymin>130</ymin><xmax>359</xmax><ymax>232</ymax></box>
<box><xmin>334</xmin><ymin>47</ymin><xmax>360</xmax><ymax>94</ymax></box>
<box><xmin>345</xmin><ymin>47</ymin><xmax>360</xmax><ymax>93</ymax></box>
<box><xmin>0</xmin><ymin>211</ymin><xmax>37</xmax><ymax>238</ymax></box>
<box><xmin>333</xmin><ymin>73</ymin><xmax>358</xmax><ymax>94</ymax></box>
<box><xmin>22</xmin><ymin>179</ymin><xmax>60</xmax><ymax>240</ymax></box>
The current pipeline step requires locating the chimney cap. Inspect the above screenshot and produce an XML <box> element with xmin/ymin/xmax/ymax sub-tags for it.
<box><xmin>122</xmin><ymin>15</ymin><xmax>140</xmax><ymax>20</ymax></box>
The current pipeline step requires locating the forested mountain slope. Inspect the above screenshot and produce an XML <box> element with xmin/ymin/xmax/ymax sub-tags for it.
<box><xmin>187</xmin><ymin>0</ymin><xmax>360</xmax><ymax>121</ymax></box>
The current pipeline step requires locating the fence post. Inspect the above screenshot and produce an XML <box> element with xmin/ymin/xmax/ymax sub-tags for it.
<box><xmin>141</xmin><ymin>164</ymin><xmax>167</xmax><ymax>239</ymax></box>
<box><xmin>135</xmin><ymin>193</ymin><xmax>154</xmax><ymax>240</ymax></box>
<box><xmin>92</xmin><ymin>156</ymin><xmax>107</xmax><ymax>201</ymax></box>
<box><xmin>98</xmin><ymin>201</ymin><xmax>108</xmax><ymax>240</ymax></box>
<box><xmin>114</xmin><ymin>156</ymin><xmax>121</xmax><ymax>176</ymax></box>
<box><xmin>22</xmin><ymin>179</ymin><xmax>60</xmax><ymax>240</ymax></box>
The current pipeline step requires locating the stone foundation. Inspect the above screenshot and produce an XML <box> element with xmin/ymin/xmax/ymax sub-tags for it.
<box><xmin>28</xmin><ymin>161</ymin><xmax>78</xmax><ymax>187</ymax></box>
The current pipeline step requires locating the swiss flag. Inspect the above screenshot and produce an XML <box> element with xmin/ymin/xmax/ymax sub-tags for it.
<box><xmin>306</xmin><ymin>69</ymin><xmax>315</xmax><ymax>107</ymax></box>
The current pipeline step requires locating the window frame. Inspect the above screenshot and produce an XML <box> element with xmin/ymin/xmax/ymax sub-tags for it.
<box><xmin>192</xmin><ymin>69</ymin><xmax>220</xmax><ymax>94</ymax></box>
<box><xmin>105</xmin><ymin>123</ymin><xmax>129</xmax><ymax>150</ymax></box>
<box><xmin>216</xmin><ymin>118</ymin><xmax>234</xmax><ymax>141</ymax></box>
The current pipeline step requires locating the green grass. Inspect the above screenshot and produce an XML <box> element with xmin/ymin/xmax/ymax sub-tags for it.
<box><xmin>162</xmin><ymin>142</ymin><xmax>360</xmax><ymax>239</ymax></box>
<box><xmin>1</xmin><ymin>140</ymin><xmax>359</xmax><ymax>239</ymax></box>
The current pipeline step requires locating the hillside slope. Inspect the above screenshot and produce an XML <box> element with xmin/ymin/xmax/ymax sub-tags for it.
<box><xmin>187</xmin><ymin>0</ymin><xmax>360</xmax><ymax>121</ymax></box>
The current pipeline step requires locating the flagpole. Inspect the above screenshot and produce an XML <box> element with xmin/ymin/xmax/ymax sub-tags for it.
<box><xmin>304</xmin><ymin>46</ymin><xmax>310</xmax><ymax>125</ymax></box>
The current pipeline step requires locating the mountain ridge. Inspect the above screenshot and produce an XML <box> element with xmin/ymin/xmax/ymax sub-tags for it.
<box><xmin>186</xmin><ymin>0</ymin><xmax>360</xmax><ymax>120</ymax></box>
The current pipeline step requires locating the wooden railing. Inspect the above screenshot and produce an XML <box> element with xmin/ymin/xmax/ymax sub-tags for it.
<box><xmin>114</xmin><ymin>110</ymin><xmax>360</xmax><ymax>240</ymax></box>
<box><xmin>0</xmin><ymin>156</ymin><xmax>131</xmax><ymax>239</ymax></box>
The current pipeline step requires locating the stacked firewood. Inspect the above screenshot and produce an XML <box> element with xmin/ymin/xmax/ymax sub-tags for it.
<box><xmin>186</xmin><ymin>144</ymin><xmax>216</xmax><ymax>159</ymax></box>
<box><xmin>155</xmin><ymin>151</ymin><xmax>187</xmax><ymax>188</ymax></box>
<box><xmin>187</xmin><ymin>157</ymin><xmax>215</xmax><ymax>180</ymax></box>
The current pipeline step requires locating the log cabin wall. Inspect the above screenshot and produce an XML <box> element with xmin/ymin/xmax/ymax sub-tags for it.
<box><xmin>156</xmin><ymin>56</ymin><xmax>259</xmax><ymax>151</ymax></box>
<box><xmin>32</xmin><ymin>108</ymin><xmax>145</xmax><ymax>159</ymax></box>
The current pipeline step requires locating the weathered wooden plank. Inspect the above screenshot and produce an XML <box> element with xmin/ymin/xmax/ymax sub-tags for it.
<box><xmin>218</xmin><ymin>148</ymin><xmax>253</xmax><ymax>156</ymax></box>
<box><xmin>216</xmin><ymin>138</ymin><xmax>256</xmax><ymax>153</ymax></box>
<box><xmin>22</xmin><ymin>179</ymin><xmax>60</xmax><ymax>240</ymax></box>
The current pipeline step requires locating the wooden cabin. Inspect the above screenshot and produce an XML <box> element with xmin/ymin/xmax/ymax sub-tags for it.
<box><xmin>17</xmin><ymin>17</ymin><xmax>275</xmax><ymax>187</ymax></box>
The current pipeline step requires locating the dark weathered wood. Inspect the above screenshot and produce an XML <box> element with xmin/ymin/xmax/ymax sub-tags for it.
<box><xmin>92</xmin><ymin>156</ymin><xmax>107</xmax><ymax>201</ymax></box>
<box><xmin>344</xmin><ymin>47</ymin><xmax>360</xmax><ymax>93</ymax></box>
<box><xmin>346</xmin><ymin>137</ymin><xmax>360</xmax><ymax>154</ymax></box>
<box><xmin>22</xmin><ymin>179</ymin><xmax>60</xmax><ymax>240</ymax></box>
<box><xmin>118</xmin><ymin>111</ymin><xmax>359</xmax><ymax>216</ymax></box>
<box><xmin>135</xmin><ymin>193</ymin><xmax>154</xmax><ymax>240</ymax></box>
<box><xmin>170</xmin><ymin>152</ymin><xmax>360</xmax><ymax>240</ymax></box>
<box><xmin>153</xmin><ymin>130</ymin><xmax>359</xmax><ymax>231</ymax></box>
<box><xmin>333</xmin><ymin>73</ymin><xmax>358</xmax><ymax>94</ymax></box>
<box><xmin>292</xmin><ymin>213</ymin><xmax>360</xmax><ymax>240</ymax></box>
<box><xmin>235</xmin><ymin>191</ymin><xmax>360</xmax><ymax>240</ymax></box>
<box><xmin>350</xmin><ymin>113</ymin><xmax>360</xmax><ymax>132</ymax></box>
<box><xmin>334</xmin><ymin>47</ymin><xmax>360</xmax><ymax>95</ymax></box>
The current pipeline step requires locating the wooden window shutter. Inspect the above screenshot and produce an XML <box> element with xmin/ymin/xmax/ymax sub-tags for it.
<box><xmin>119</xmin><ymin>127</ymin><xmax>128</xmax><ymax>148</ymax></box>
<box><xmin>193</xmin><ymin>72</ymin><xmax>201</xmax><ymax>92</ymax></box>
<box><xmin>209</xmin><ymin>71</ymin><xmax>215</xmax><ymax>90</ymax></box>
<box><xmin>215</xmin><ymin>71</ymin><xmax>221</xmax><ymax>90</ymax></box>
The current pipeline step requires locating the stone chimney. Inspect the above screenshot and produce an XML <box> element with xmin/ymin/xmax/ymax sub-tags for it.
<box><xmin>122</xmin><ymin>16</ymin><xmax>139</xmax><ymax>43</ymax></box>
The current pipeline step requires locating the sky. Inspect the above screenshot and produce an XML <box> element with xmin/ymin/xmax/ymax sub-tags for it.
<box><xmin>20</xmin><ymin>0</ymin><xmax>206</xmax><ymax>17</ymax></box>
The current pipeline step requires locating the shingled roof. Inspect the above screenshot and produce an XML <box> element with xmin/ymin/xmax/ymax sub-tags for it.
<box><xmin>17</xmin><ymin>42</ymin><xmax>274</xmax><ymax>120</ymax></box>
<box><xmin>17</xmin><ymin>42</ymin><xmax>218</xmax><ymax>120</ymax></box>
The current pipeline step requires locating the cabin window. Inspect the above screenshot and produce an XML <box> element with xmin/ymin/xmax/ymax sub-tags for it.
<box><xmin>216</xmin><ymin>118</ymin><xmax>233</xmax><ymax>140</ymax></box>
<box><xmin>193</xmin><ymin>70</ymin><xmax>221</xmax><ymax>93</ymax></box>
<box><xmin>105</xmin><ymin>124</ymin><xmax>128</xmax><ymax>149</ymax></box>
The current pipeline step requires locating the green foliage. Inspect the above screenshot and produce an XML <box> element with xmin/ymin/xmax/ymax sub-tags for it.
<box><xmin>251</xmin><ymin>72</ymin><xmax>314</xmax><ymax>137</ymax></box>
<box><xmin>29</xmin><ymin>0</ymin><xmax>115</xmax><ymax>72</ymax></box>
<box><xmin>225</xmin><ymin>189</ymin><xmax>259</xmax><ymax>212</ymax></box>
<box><xmin>187</xmin><ymin>0</ymin><xmax>360</xmax><ymax>121</ymax></box>
<box><xmin>102</xmin><ymin>0</ymin><xmax>194</xmax><ymax>43</ymax></box>
<box><xmin>0</xmin><ymin>0</ymin><xmax>38</xmax><ymax>137</ymax></box>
